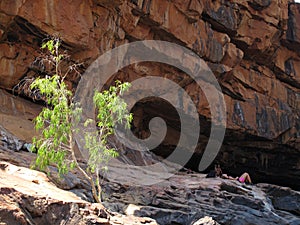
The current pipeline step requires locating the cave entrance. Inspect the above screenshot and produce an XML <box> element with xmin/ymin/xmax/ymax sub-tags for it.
<box><xmin>130</xmin><ymin>97</ymin><xmax>209</xmax><ymax>171</ymax></box>
<box><xmin>131</xmin><ymin>97</ymin><xmax>180</xmax><ymax>159</ymax></box>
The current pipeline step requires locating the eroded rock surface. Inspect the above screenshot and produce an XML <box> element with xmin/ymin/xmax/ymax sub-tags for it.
<box><xmin>0</xmin><ymin>144</ymin><xmax>299</xmax><ymax>225</ymax></box>
<box><xmin>0</xmin><ymin>124</ymin><xmax>299</xmax><ymax>225</ymax></box>
<box><xmin>0</xmin><ymin>160</ymin><xmax>158</xmax><ymax>225</ymax></box>
<box><xmin>0</xmin><ymin>1</ymin><xmax>300</xmax><ymax>224</ymax></box>
<box><xmin>100</xmin><ymin>162</ymin><xmax>300</xmax><ymax>225</ymax></box>
<box><xmin>0</xmin><ymin>0</ymin><xmax>299</xmax><ymax>189</ymax></box>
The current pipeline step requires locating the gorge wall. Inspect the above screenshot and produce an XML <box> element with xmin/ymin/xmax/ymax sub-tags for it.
<box><xmin>0</xmin><ymin>0</ymin><xmax>300</xmax><ymax>189</ymax></box>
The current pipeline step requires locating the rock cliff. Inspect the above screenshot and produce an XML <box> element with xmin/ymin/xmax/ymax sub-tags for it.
<box><xmin>1</xmin><ymin>0</ymin><xmax>299</xmax><ymax>189</ymax></box>
<box><xmin>0</xmin><ymin>0</ymin><xmax>300</xmax><ymax>210</ymax></box>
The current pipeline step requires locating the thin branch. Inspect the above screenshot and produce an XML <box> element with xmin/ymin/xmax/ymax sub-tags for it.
<box><xmin>69</xmin><ymin>134</ymin><xmax>101</xmax><ymax>203</ymax></box>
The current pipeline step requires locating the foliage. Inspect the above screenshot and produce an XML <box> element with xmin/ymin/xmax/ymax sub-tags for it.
<box><xmin>31</xmin><ymin>74</ymin><xmax>79</xmax><ymax>175</ymax></box>
<box><xmin>86</xmin><ymin>81</ymin><xmax>133</xmax><ymax>173</ymax></box>
<box><xmin>31</xmin><ymin>38</ymin><xmax>132</xmax><ymax>203</ymax></box>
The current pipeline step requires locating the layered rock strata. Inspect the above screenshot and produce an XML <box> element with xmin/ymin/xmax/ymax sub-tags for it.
<box><xmin>0</xmin><ymin>0</ymin><xmax>300</xmax><ymax>188</ymax></box>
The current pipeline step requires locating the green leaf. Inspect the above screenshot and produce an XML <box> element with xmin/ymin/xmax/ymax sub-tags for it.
<box><xmin>31</xmin><ymin>37</ymin><xmax>133</xmax><ymax>204</ymax></box>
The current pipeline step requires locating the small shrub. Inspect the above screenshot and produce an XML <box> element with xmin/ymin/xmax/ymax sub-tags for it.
<box><xmin>31</xmin><ymin>38</ymin><xmax>132</xmax><ymax>202</ymax></box>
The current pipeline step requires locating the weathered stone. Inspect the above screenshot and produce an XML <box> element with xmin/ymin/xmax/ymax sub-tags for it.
<box><xmin>102</xmin><ymin>163</ymin><xmax>300</xmax><ymax>225</ymax></box>
<box><xmin>237</xmin><ymin>14</ymin><xmax>278</xmax><ymax>52</ymax></box>
<box><xmin>0</xmin><ymin>161</ymin><xmax>157</xmax><ymax>225</ymax></box>
<box><xmin>286</xmin><ymin>3</ymin><xmax>300</xmax><ymax>49</ymax></box>
<box><xmin>172</xmin><ymin>0</ymin><xmax>203</xmax><ymax>22</ymax></box>
<box><xmin>221</xmin><ymin>43</ymin><xmax>244</xmax><ymax>68</ymax></box>
<box><xmin>18</xmin><ymin>0</ymin><xmax>94</xmax><ymax>47</ymax></box>
<box><xmin>119</xmin><ymin>2</ymin><xmax>140</xmax><ymax>35</ymax></box>
<box><xmin>249</xmin><ymin>0</ymin><xmax>271</xmax><ymax>10</ymax></box>
<box><xmin>263</xmin><ymin>185</ymin><xmax>300</xmax><ymax>215</ymax></box>
<box><xmin>0</xmin><ymin>125</ymin><xmax>24</xmax><ymax>151</ymax></box>
<box><xmin>0</xmin><ymin>130</ymin><xmax>300</xmax><ymax>225</ymax></box>
<box><xmin>203</xmin><ymin>1</ymin><xmax>240</xmax><ymax>33</ymax></box>
<box><xmin>274</xmin><ymin>46</ymin><xmax>300</xmax><ymax>87</ymax></box>
<box><xmin>47</xmin><ymin>166</ymin><xmax>84</xmax><ymax>190</ymax></box>
<box><xmin>247</xmin><ymin>0</ymin><xmax>288</xmax><ymax>27</ymax></box>
<box><xmin>0</xmin><ymin>43</ymin><xmax>35</xmax><ymax>89</ymax></box>
<box><xmin>0</xmin><ymin>0</ymin><xmax>299</xmax><ymax>200</ymax></box>
<box><xmin>192</xmin><ymin>216</ymin><xmax>220</xmax><ymax>225</ymax></box>
<box><xmin>0</xmin><ymin>90</ymin><xmax>40</xmax><ymax>142</ymax></box>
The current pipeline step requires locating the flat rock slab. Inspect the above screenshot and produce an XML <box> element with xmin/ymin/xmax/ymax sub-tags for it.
<box><xmin>0</xmin><ymin>161</ymin><xmax>158</xmax><ymax>225</ymax></box>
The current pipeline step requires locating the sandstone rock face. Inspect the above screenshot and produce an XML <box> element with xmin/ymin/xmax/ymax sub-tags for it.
<box><xmin>0</xmin><ymin>89</ymin><xmax>40</xmax><ymax>150</ymax></box>
<box><xmin>286</xmin><ymin>3</ymin><xmax>300</xmax><ymax>49</ymax></box>
<box><xmin>0</xmin><ymin>0</ymin><xmax>300</xmax><ymax>189</ymax></box>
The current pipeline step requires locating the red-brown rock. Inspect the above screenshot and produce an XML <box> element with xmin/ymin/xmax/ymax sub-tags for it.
<box><xmin>286</xmin><ymin>3</ymin><xmax>300</xmax><ymax>49</ymax></box>
<box><xmin>0</xmin><ymin>0</ymin><xmax>299</xmax><ymax>191</ymax></box>
<box><xmin>0</xmin><ymin>161</ymin><xmax>157</xmax><ymax>225</ymax></box>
